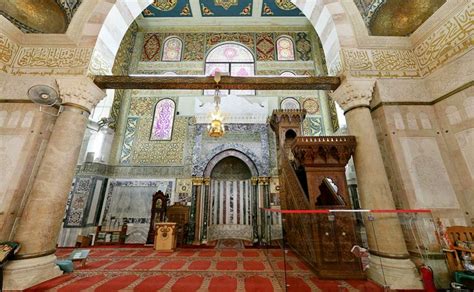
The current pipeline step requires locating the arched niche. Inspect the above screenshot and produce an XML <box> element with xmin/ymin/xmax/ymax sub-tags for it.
<box><xmin>203</xmin><ymin>149</ymin><xmax>258</xmax><ymax>178</ymax></box>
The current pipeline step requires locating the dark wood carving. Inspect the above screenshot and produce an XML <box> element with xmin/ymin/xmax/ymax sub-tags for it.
<box><xmin>274</xmin><ymin>131</ymin><xmax>365</xmax><ymax>279</ymax></box>
<box><xmin>146</xmin><ymin>191</ymin><xmax>169</xmax><ymax>244</ymax></box>
<box><xmin>167</xmin><ymin>204</ymin><xmax>190</xmax><ymax>247</ymax></box>
<box><xmin>94</xmin><ymin>75</ymin><xmax>340</xmax><ymax>90</ymax></box>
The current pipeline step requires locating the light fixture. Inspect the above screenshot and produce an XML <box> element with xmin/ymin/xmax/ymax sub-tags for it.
<box><xmin>207</xmin><ymin>73</ymin><xmax>225</xmax><ymax>138</ymax></box>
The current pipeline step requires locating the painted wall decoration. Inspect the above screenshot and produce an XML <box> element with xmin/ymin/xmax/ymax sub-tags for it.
<box><xmin>303</xmin><ymin>98</ymin><xmax>320</xmax><ymax>114</ymax></box>
<box><xmin>150</xmin><ymin>98</ymin><xmax>176</xmax><ymax>141</ymax></box>
<box><xmin>140</xmin><ymin>32</ymin><xmax>310</xmax><ymax>63</ymax></box>
<box><xmin>162</xmin><ymin>37</ymin><xmax>183</xmax><ymax>61</ymax></box>
<box><xmin>142</xmin><ymin>0</ymin><xmax>192</xmax><ymax>17</ymax></box>
<box><xmin>121</xmin><ymin>96</ymin><xmax>188</xmax><ymax>165</ymax></box>
<box><xmin>262</xmin><ymin>0</ymin><xmax>304</xmax><ymax>16</ymax></box>
<box><xmin>276</xmin><ymin>36</ymin><xmax>295</xmax><ymax>61</ymax></box>
<box><xmin>303</xmin><ymin>117</ymin><xmax>324</xmax><ymax>136</ymax></box>
<box><xmin>199</xmin><ymin>0</ymin><xmax>252</xmax><ymax>17</ymax></box>
<box><xmin>176</xmin><ymin>179</ymin><xmax>192</xmax><ymax>205</ymax></box>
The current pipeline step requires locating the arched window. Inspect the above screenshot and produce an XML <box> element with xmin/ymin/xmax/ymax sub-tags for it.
<box><xmin>162</xmin><ymin>37</ymin><xmax>183</xmax><ymax>62</ymax></box>
<box><xmin>280</xmin><ymin>71</ymin><xmax>296</xmax><ymax>77</ymax></box>
<box><xmin>150</xmin><ymin>99</ymin><xmax>176</xmax><ymax>141</ymax></box>
<box><xmin>205</xmin><ymin>42</ymin><xmax>255</xmax><ymax>95</ymax></box>
<box><xmin>276</xmin><ymin>36</ymin><xmax>295</xmax><ymax>61</ymax></box>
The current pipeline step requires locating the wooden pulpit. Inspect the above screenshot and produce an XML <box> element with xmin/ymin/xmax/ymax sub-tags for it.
<box><xmin>154</xmin><ymin>222</ymin><xmax>177</xmax><ymax>252</ymax></box>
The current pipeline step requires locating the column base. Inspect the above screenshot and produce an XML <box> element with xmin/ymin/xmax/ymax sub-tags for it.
<box><xmin>3</xmin><ymin>254</ymin><xmax>63</xmax><ymax>290</ymax></box>
<box><xmin>367</xmin><ymin>254</ymin><xmax>423</xmax><ymax>289</ymax></box>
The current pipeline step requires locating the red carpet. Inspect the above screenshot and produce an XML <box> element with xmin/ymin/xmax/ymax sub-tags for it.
<box><xmin>134</xmin><ymin>275</ymin><xmax>171</xmax><ymax>291</ymax></box>
<box><xmin>171</xmin><ymin>275</ymin><xmax>203</xmax><ymax>291</ymax></box>
<box><xmin>209</xmin><ymin>275</ymin><xmax>238</xmax><ymax>291</ymax></box>
<box><xmin>26</xmin><ymin>246</ymin><xmax>383</xmax><ymax>291</ymax></box>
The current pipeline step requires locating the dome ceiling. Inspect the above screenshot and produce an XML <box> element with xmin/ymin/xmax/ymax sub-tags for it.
<box><xmin>0</xmin><ymin>0</ymin><xmax>82</xmax><ymax>33</ymax></box>
<box><xmin>354</xmin><ymin>0</ymin><xmax>446</xmax><ymax>36</ymax></box>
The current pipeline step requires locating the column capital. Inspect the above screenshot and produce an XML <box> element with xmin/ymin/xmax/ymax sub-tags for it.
<box><xmin>192</xmin><ymin>177</ymin><xmax>204</xmax><ymax>186</ymax></box>
<box><xmin>56</xmin><ymin>77</ymin><xmax>106</xmax><ymax>112</ymax></box>
<box><xmin>329</xmin><ymin>78</ymin><xmax>375</xmax><ymax>112</ymax></box>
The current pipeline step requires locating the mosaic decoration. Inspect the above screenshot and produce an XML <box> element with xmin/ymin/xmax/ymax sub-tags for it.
<box><xmin>142</xmin><ymin>0</ymin><xmax>192</xmax><ymax>17</ymax></box>
<box><xmin>125</xmin><ymin>94</ymin><xmax>188</xmax><ymax>165</ymax></box>
<box><xmin>261</xmin><ymin>0</ymin><xmax>304</xmax><ymax>16</ymax></box>
<box><xmin>182</xmin><ymin>33</ymin><xmax>205</xmax><ymax>61</ymax></box>
<box><xmin>303</xmin><ymin>98</ymin><xmax>320</xmax><ymax>114</ymax></box>
<box><xmin>295</xmin><ymin>32</ymin><xmax>312</xmax><ymax>61</ymax></box>
<box><xmin>199</xmin><ymin>0</ymin><xmax>252</xmax><ymax>17</ymax></box>
<box><xmin>140</xmin><ymin>32</ymin><xmax>312</xmax><ymax>63</ymax></box>
<box><xmin>192</xmin><ymin>124</ymin><xmax>271</xmax><ymax>176</ymax></box>
<box><xmin>142</xmin><ymin>34</ymin><xmax>161</xmax><ymax>61</ymax></box>
<box><xmin>328</xmin><ymin>97</ymin><xmax>339</xmax><ymax>132</ymax></box>
<box><xmin>207</xmin><ymin>33</ymin><xmax>254</xmax><ymax>50</ymax></box>
<box><xmin>119</xmin><ymin>117</ymin><xmax>139</xmax><ymax>164</ymax></box>
<box><xmin>150</xmin><ymin>99</ymin><xmax>176</xmax><ymax>141</ymax></box>
<box><xmin>303</xmin><ymin>117</ymin><xmax>323</xmax><ymax>136</ymax></box>
<box><xmin>276</xmin><ymin>36</ymin><xmax>295</xmax><ymax>61</ymax></box>
<box><xmin>0</xmin><ymin>0</ymin><xmax>82</xmax><ymax>33</ymax></box>
<box><xmin>256</xmin><ymin>33</ymin><xmax>275</xmax><ymax>61</ymax></box>
<box><xmin>64</xmin><ymin>177</ymin><xmax>92</xmax><ymax>227</ymax></box>
<box><xmin>280</xmin><ymin>97</ymin><xmax>300</xmax><ymax>110</ymax></box>
<box><xmin>162</xmin><ymin>37</ymin><xmax>183</xmax><ymax>61</ymax></box>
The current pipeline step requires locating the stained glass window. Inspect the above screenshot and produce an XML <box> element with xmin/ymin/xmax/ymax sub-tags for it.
<box><xmin>150</xmin><ymin>99</ymin><xmax>175</xmax><ymax>140</ymax></box>
<box><xmin>276</xmin><ymin>36</ymin><xmax>295</xmax><ymax>61</ymax></box>
<box><xmin>162</xmin><ymin>37</ymin><xmax>183</xmax><ymax>61</ymax></box>
<box><xmin>205</xmin><ymin>42</ymin><xmax>255</xmax><ymax>95</ymax></box>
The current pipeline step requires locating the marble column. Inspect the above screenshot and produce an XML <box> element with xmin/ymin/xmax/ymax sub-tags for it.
<box><xmin>331</xmin><ymin>79</ymin><xmax>422</xmax><ymax>289</ymax></box>
<box><xmin>190</xmin><ymin>177</ymin><xmax>203</xmax><ymax>244</ymax></box>
<box><xmin>3</xmin><ymin>78</ymin><xmax>105</xmax><ymax>290</ymax></box>
<box><xmin>201</xmin><ymin>177</ymin><xmax>210</xmax><ymax>243</ymax></box>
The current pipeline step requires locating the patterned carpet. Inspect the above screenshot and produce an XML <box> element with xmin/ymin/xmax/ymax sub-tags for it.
<box><xmin>26</xmin><ymin>246</ymin><xmax>383</xmax><ymax>291</ymax></box>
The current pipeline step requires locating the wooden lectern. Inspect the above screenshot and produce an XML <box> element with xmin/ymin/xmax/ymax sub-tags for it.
<box><xmin>154</xmin><ymin>222</ymin><xmax>177</xmax><ymax>252</ymax></box>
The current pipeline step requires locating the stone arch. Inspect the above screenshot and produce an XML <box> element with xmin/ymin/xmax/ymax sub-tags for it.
<box><xmin>84</xmin><ymin>0</ymin><xmax>355</xmax><ymax>76</ymax></box>
<box><xmin>203</xmin><ymin>149</ymin><xmax>259</xmax><ymax>178</ymax></box>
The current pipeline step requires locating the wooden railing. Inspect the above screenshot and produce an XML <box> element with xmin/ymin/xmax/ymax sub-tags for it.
<box><xmin>279</xmin><ymin>150</ymin><xmax>319</xmax><ymax>270</ymax></box>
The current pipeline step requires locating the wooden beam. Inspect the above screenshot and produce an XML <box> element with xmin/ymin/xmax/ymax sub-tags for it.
<box><xmin>93</xmin><ymin>75</ymin><xmax>340</xmax><ymax>90</ymax></box>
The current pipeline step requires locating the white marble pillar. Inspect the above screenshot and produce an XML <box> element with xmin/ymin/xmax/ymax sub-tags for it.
<box><xmin>331</xmin><ymin>79</ymin><xmax>422</xmax><ymax>289</ymax></box>
<box><xmin>3</xmin><ymin>78</ymin><xmax>105</xmax><ymax>290</ymax></box>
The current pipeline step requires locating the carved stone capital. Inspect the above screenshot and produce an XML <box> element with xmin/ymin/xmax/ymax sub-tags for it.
<box><xmin>56</xmin><ymin>77</ymin><xmax>106</xmax><ymax>112</ymax></box>
<box><xmin>258</xmin><ymin>177</ymin><xmax>270</xmax><ymax>185</ymax></box>
<box><xmin>330</xmin><ymin>79</ymin><xmax>375</xmax><ymax>112</ymax></box>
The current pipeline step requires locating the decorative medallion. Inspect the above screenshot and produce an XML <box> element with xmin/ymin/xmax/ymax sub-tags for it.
<box><xmin>215</xmin><ymin>0</ymin><xmax>238</xmax><ymax>10</ymax></box>
<box><xmin>303</xmin><ymin>98</ymin><xmax>320</xmax><ymax>114</ymax></box>
<box><xmin>201</xmin><ymin>3</ymin><xmax>215</xmax><ymax>15</ymax></box>
<box><xmin>262</xmin><ymin>3</ymin><xmax>274</xmax><ymax>15</ymax></box>
<box><xmin>275</xmin><ymin>0</ymin><xmax>297</xmax><ymax>11</ymax></box>
<box><xmin>180</xmin><ymin>3</ymin><xmax>192</xmax><ymax>16</ymax></box>
<box><xmin>152</xmin><ymin>0</ymin><xmax>178</xmax><ymax>11</ymax></box>
<box><xmin>240</xmin><ymin>3</ymin><xmax>252</xmax><ymax>15</ymax></box>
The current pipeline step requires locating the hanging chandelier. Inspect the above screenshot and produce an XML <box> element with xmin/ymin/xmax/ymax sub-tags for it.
<box><xmin>207</xmin><ymin>73</ymin><xmax>225</xmax><ymax>137</ymax></box>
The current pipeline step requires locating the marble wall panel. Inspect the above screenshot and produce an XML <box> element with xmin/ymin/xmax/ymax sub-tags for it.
<box><xmin>100</xmin><ymin>179</ymin><xmax>175</xmax><ymax>244</ymax></box>
<box><xmin>399</xmin><ymin>137</ymin><xmax>459</xmax><ymax>209</ymax></box>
